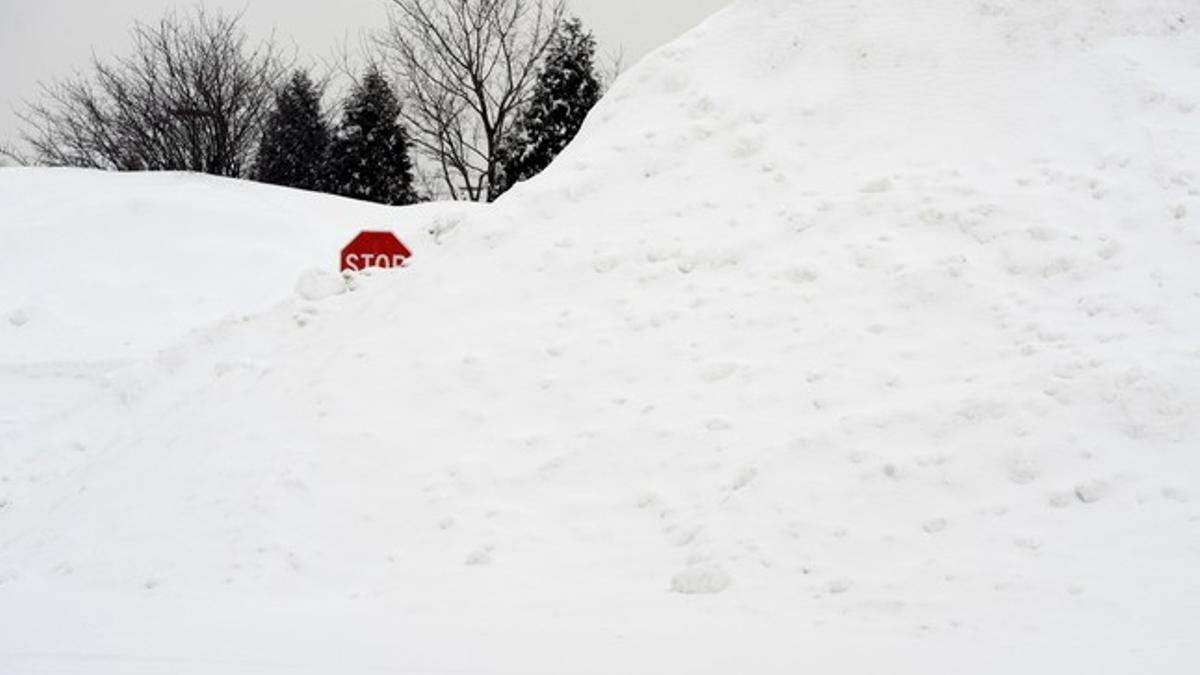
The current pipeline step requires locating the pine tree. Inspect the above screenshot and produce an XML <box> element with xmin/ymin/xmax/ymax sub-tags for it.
<box><xmin>325</xmin><ymin>68</ymin><xmax>418</xmax><ymax>205</ymax></box>
<box><xmin>494</xmin><ymin>18</ymin><xmax>602</xmax><ymax>199</ymax></box>
<box><xmin>254</xmin><ymin>70</ymin><xmax>330</xmax><ymax>191</ymax></box>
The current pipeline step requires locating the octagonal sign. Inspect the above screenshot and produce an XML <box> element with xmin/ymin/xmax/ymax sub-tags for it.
<box><xmin>341</xmin><ymin>231</ymin><xmax>412</xmax><ymax>272</ymax></box>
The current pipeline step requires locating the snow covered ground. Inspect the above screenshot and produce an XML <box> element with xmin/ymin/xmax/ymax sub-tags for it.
<box><xmin>3</xmin><ymin>0</ymin><xmax>1200</xmax><ymax>672</ymax></box>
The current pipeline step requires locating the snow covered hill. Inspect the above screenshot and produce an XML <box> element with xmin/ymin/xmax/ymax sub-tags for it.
<box><xmin>3</xmin><ymin>0</ymin><xmax>1200</xmax><ymax>673</ymax></box>
<box><xmin>0</xmin><ymin>169</ymin><xmax>482</xmax><ymax>363</ymax></box>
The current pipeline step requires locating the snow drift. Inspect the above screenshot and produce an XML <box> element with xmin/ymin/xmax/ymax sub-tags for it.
<box><xmin>3</xmin><ymin>0</ymin><xmax>1200</xmax><ymax>673</ymax></box>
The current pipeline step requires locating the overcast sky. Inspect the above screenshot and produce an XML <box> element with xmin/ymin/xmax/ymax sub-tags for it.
<box><xmin>0</xmin><ymin>0</ymin><xmax>730</xmax><ymax>151</ymax></box>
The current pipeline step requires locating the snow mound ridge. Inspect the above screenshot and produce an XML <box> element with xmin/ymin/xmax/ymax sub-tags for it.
<box><xmin>519</xmin><ymin>0</ymin><xmax>1197</xmax><ymax>203</ymax></box>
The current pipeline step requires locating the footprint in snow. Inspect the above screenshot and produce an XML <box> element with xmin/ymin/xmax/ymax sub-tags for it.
<box><xmin>828</xmin><ymin>578</ymin><xmax>855</xmax><ymax>594</ymax></box>
<box><xmin>706</xmin><ymin>418</ymin><xmax>731</xmax><ymax>432</ymax></box>
<box><xmin>1075</xmin><ymin>480</ymin><xmax>1109</xmax><ymax>504</ymax></box>
<box><xmin>465</xmin><ymin>548</ymin><xmax>493</xmax><ymax>566</ymax></box>
<box><xmin>592</xmin><ymin>254</ymin><xmax>621</xmax><ymax>274</ymax></box>
<box><xmin>729</xmin><ymin>467</ymin><xmax>758</xmax><ymax>491</ymax></box>
<box><xmin>671</xmin><ymin>563</ymin><xmax>732</xmax><ymax>595</ymax></box>
<box><xmin>922</xmin><ymin>519</ymin><xmax>949</xmax><ymax>534</ymax></box>
<box><xmin>860</xmin><ymin>177</ymin><xmax>893</xmax><ymax>194</ymax></box>
<box><xmin>1049</xmin><ymin>491</ymin><xmax>1078</xmax><ymax>508</ymax></box>
<box><xmin>699</xmin><ymin>362</ymin><xmax>737</xmax><ymax>382</ymax></box>
<box><xmin>6</xmin><ymin>306</ymin><xmax>34</xmax><ymax>327</ymax></box>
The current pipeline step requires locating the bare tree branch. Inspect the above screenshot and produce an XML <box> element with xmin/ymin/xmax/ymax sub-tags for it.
<box><xmin>601</xmin><ymin>45</ymin><xmax>626</xmax><ymax>89</ymax></box>
<box><xmin>0</xmin><ymin>141</ymin><xmax>30</xmax><ymax>166</ymax></box>
<box><xmin>380</xmin><ymin>0</ymin><xmax>564</xmax><ymax>201</ymax></box>
<box><xmin>16</xmin><ymin>7</ymin><xmax>284</xmax><ymax>177</ymax></box>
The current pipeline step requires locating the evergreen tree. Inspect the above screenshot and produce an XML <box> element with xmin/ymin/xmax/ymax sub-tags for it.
<box><xmin>494</xmin><ymin>18</ymin><xmax>602</xmax><ymax>198</ymax></box>
<box><xmin>253</xmin><ymin>70</ymin><xmax>330</xmax><ymax>191</ymax></box>
<box><xmin>325</xmin><ymin>68</ymin><xmax>418</xmax><ymax>205</ymax></box>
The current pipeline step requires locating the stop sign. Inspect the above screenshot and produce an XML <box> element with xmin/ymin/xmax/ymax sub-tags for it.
<box><xmin>341</xmin><ymin>231</ymin><xmax>412</xmax><ymax>272</ymax></box>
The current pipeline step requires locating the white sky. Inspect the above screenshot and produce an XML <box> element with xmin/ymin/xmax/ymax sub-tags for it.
<box><xmin>0</xmin><ymin>0</ymin><xmax>730</xmax><ymax>151</ymax></box>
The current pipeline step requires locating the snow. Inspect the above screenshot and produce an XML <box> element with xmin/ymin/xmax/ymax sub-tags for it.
<box><xmin>0</xmin><ymin>168</ymin><xmax>480</xmax><ymax>362</ymax></box>
<box><xmin>671</xmin><ymin>563</ymin><xmax>733</xmax><ymax>595</ymax></box>
<box><xmin>293</xmin><ymin>268</ymin><xmax>349</xmax><ymax>302</ymax></box>
<box><xmin>3</xmin><ymin>0</ymin><xmax>1200</xmax><ymax>672</ymax></box>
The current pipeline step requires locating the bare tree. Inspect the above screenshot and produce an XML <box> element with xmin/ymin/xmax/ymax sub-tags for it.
<box><xmin>380</xmin><ymin>0</ymin><xmax>565</xmax><ymax>201</ymax></box>
<box><xmin>17</xmin><ymin>8</ymin><xmax>283</xmax><ymax>177</ymax></box>
<box><xmin>0</xmin><ymin>142</ymin><xmax>29</xmax><ymax>166</ymax></box>
<box><xmin>600</xmin><ymin>45</ymin><xmax>626</xmax><ymax>90</ymax></box>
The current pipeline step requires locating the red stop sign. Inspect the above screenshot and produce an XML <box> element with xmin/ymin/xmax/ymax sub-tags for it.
<box><xmin>341</xmin><ymin>231</ymin><xmax>412</xmax><ymax>272</ymax></box>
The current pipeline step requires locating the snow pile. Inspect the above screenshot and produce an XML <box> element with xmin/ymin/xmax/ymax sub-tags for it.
<box><xmin>293</xmin><ymin>268</ymin><xmax>349</xmax><ymax>302</ymax></box>
<box><xmin>0</xmin><ymin>169</ymin><xmax>480</xmax><ymax>362</ymax></box>
<box><xmin>3</xmin><ymin>0</ymin><xmax>1200</xmax><ymax>673</ymax></box>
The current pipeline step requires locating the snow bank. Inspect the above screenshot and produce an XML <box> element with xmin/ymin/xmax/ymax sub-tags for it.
<box><xmin>2</xmin><ymin>1</ymin><xmax>1200</xmax><ymax>673</ymax></box>
<box><xmin>0</xmin><ymin>169</ymin><xmax>480</xmax><ymax>362</ymax></box>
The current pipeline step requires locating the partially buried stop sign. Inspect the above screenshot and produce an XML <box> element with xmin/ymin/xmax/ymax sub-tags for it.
<box><xmin>341</xmin><ymin>231</ymin><xmax>412</xmax><ymax>272</ymax></box>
